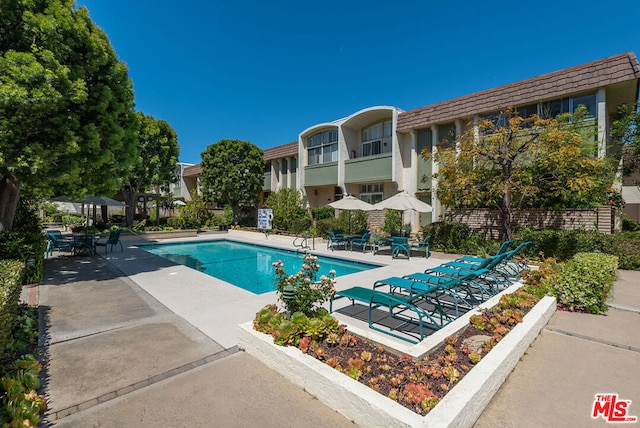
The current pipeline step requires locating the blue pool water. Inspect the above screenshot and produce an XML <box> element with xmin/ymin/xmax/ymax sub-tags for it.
<box><xmin>140</xmin><ymin>240</ymin><xmax>380</xmax><ymax>294</ymax></box>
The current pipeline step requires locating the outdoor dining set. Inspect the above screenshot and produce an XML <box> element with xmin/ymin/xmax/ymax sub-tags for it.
<box><xmin>326</xmin><ymin>229</ymin><xmax>430</xmax><ymax>260</ymax></box>
<box><xmin>45</xmin><ymin>229</ymin><xmax>123</xmax><ymax>257</ymax></box>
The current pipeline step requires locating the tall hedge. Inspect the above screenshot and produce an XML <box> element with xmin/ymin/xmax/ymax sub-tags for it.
<box><xmin>0</xmin><ymin>260</ymin><xmax>25</xmax><ymax>359</ymax></box>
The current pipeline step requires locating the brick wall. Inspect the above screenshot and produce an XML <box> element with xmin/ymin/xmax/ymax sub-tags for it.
<box><xmin>367</xmin><ymin>210</ymin><xmax>385</xmax><ymax>233</ymax></box>
<box><xmin>443</xmin><ymin>206</ymin><xmax>616</xmax><ymax>239</ymax></box>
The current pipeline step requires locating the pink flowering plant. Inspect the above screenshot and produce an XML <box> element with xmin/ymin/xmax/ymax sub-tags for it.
<box><xmin>272</xmin><ymin>253</ymin><xmax>337</xmax><ymax>316</ymax></box>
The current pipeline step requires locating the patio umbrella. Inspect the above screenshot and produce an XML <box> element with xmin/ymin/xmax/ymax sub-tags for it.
<box><xmin>372</xmin><ymin>191</ymin><xmax>432</xmax><ymax>213</ymax></box>
<box><xmin>326</xmin><ymin>195</ymin><xmax>374</xmax><ymax>234</ymax></box>
<box><xmin>51</xmin><ymin>196</ymin><xmax>125</xmax><ymax>228</ymax></box>
<box><xmin>79</xmin><ymin>196</ymin><xmax>125</xmax><ymax>207</ymax></box>
<box><xmin>51</xmin><ymin>195</ymin><xmax>125</xmax><ymax>207</ymax></box>
<box><xmin>372</xmin><ymin>191</ymin><xmax>432</xmax><ymax>234</ymax></box>
<box><xmin>327</xmin><ymin>194</ymin><xmax>374</xmax><ymax>211</ymax></box>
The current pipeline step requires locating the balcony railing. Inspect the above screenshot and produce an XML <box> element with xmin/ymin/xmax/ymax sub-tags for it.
<box><xmin>304</xmin><ymin>162</ymin><xmax>338</xmax><ymax>186</ymax></box>
<box><xmin>344</xmin><ymin>153</ymin><xmax>392</xmax><ymax>183</ymax></box>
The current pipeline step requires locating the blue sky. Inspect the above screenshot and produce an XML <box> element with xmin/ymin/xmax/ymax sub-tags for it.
<box><xmin>76</xmin><ymin>0</ymin><xmax>640</xmax><ymax>164</ymax></box>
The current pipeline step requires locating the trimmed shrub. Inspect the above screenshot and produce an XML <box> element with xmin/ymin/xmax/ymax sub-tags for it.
<box><xmin>312</xmin><ymin>207</ymin><xmax>335</xmax><ymax>221</ymax></box>
<box><xmin>622</xmin><ymin>215</ymin><xmax>640</xmax><ymax>232</ymax></box>
<box><xmin>513</xmin><ymin>227</ymin><xmax>607</xmax><ymax>261</ymax></box>
<box><xmin>316</xmin><ymin>218</ymin><xmax>339</xmax><ymax>238</ymax></box>
<box><xmin>545</xmin><ymin>252</ymin><xmax>618</xmax><ymax>314</ymax></box>
<box><xmin>336</xmin><ymin>210</ymin><xmax>368</xmax><ymax>235</ymax></box>
<box><xmin>0</xmin><ymin>260</ymin><xmax>25</xmax><ymax>358</ymax></box>
<box><xmin>601</xmin><ymin>232</ymin><xmax>640</xmax><ymax>270</ymax></box>
<box><xmin>422</xmin><ymin>221</ymin><xmax>487</xmax><ymax>254</ymax></box>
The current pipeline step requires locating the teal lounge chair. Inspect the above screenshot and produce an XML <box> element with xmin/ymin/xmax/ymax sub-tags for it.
<box><xmin>403</xmin><ymin>269</ymin><xmax>498</xmax><ymax>303</ymax></box>
<box><xmin>426</xmin><ymin>250</ymin><xmax>518</xmax><ymax>291</ymax></box>
<box><xmin>450</xmin><ymin>242</ymin><xmax>532</xmax><ymax>280</ymax></box>
<box><xmin>456</xmin><ymin>239</ymin><xmax>514</xmax><ymax>263</ymax></box>
<box><xmin>330</xmin><ymin>271</ymin><xmax>482</xmax><ymax>344</ymax></box>
<box><xmin>95</xmin><ymin>229</ymin><xmax>123</xmax><ymax>254</ymax></box>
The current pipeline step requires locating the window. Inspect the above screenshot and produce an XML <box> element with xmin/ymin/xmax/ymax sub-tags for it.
<box><xmin>362</xmin><ymin>120</ymin><xmax>392</xmax><ymax>157</ymax></box>
<box><xmin>516</xmin><ymin>103</ymin><xmax>538</xmax><ymax>119</ymax></box>
<box><xmin>437</xmin><ymin>122</ymin><xmax>456</xmax><ymax>148</ymax></box>
<box><xmin>540</xmin><ymin>92</ymin><xmax>597</xmax><ymax>119</ymax></box>
<box><xmin>307</xmin><ymin>130</ymin><xmax>338</xmax><ymax>165</ymax></box>
<box><xmin>264</xmin><ymin>161</ymin><xmax>271</xmax><ymax>172</ymax></box>
<box><xmin>417</xmin><ymin>128</ymin><xmax>433</xmax><ymax>153</ymax></box>
<box><xmin>360</xmin><ymin>183</ymin><xmax>384</xmax><ymax>204</ymax></box>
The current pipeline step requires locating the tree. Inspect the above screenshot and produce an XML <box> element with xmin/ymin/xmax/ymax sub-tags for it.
<box><xmin>120</xmin><ymin>112</ymin><xmax>179</xmax><ymax>225</ymax></box>
<box><xmin>200</xmin><ymin>140</ymin><xmax>264</xmax><ymax>224</ymax></box>
<box><xmin>424</xmin><ymin>108</ymin><xmax>615</xmax><ymax>239</ymax></box>
<box><xmin>265</xmin><ymin>188</ymin><xmax>311</xmax><ymax>232</ymax></box>
<box><xmin>611</xmin><ymin>103</ymin><xmax>640</xmax><ymax>177</ymax></box>
<box><xmin>0</xmin><ymin>0</ymin><xmax>138</xmax><ymax>231</ymax></box>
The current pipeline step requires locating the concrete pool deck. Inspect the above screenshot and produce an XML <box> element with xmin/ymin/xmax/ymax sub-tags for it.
<box><xmin>34</xmin><ymin>230</ymin><xmax>640</xmax><ymax>426</ymax></box>
<box><xmin>103</xmin><ymin>230</ymin><xmax>453</xmax><ymax>349</ymax></box>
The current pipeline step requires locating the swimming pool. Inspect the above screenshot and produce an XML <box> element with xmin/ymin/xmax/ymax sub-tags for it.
<box><xmin>140</xmin><ymin>240</ymin><xmax>380</xmax><ymax>294</ymax></box>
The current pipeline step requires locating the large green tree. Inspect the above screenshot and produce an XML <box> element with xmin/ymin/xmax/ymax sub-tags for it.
<box><xmin>121</xmin><ymin>112</ymin><xmax>179</xmax><ymax>225</ymax></box>
<box><xmin>424</xmin><ymin>108</ymin><xmax>615</xmax><ymax>239</ymax></box>
<box><xmin>200</xmin><ymin>140</ymin><xmax>264</xmax><ymax>224</ymax></box>
<box><xmin>0</xmin><ymin>0</ymin><xmax>137</xmax><ymax>231</ymax></box>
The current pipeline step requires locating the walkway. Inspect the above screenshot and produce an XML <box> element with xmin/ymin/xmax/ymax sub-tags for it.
<box><xmin>32</xmin><ymin>231</ymin><xmax>640</xmax><ymax>426</ymax></box>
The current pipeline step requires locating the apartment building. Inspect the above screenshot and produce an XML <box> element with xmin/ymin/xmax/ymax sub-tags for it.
<box><xmin>295</xmin><ymin>52</ymin><xmax>640</xmax><ymax>229</ymax></box>
<box><xmin>188</xmin><ymin>53</ymin><xmax>640</xmax><ymax>227</ymax></box>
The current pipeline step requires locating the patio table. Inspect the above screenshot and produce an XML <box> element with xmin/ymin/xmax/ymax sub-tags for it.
<box><xmin>72</xmin><ymin>234</ymin><xmax>97</xmax><ymax>256</ymax></box>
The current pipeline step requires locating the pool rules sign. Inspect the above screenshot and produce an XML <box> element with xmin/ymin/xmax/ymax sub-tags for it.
<box><xmin>258</xmin><ymin>209</ymin><xmax>273</xmax><ymax>230</ymax></box>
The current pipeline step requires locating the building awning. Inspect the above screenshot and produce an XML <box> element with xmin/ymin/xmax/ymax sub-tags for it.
<box><xmin>622</xmin><ymin>186</ymin><xmax>640</xmax><ymax>204</ymax></box>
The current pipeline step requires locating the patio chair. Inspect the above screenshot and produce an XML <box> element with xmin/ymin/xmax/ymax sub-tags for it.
<box><xmin>95</xmin><ymin>229</ymin><xmax>124</xmax><ymax>254</ymax></box>
<box><xmin>46</xmin><ymin>230</ymin><xmax>73</xmax><ymax>253</ymax></box>
<box><xmin>391</xmin><ymin>236</ymin><xmax>410</xmax><ymax>259</ymax></box>
<box><xmin>410</xmin><ymin>234</ymin><xmax>431</xmax><ymax>258</ymax></box>
<box><xmin>326</xmin><ymin>231</ymin><xmax>347</xmax><ymax>251</ymax></box>
<box><xmin>350</xmin><ymin>233</ymin><xmax>371</xmax><ymax>252</ymax></box>
<box><xmin>370</xmin><ymin>234</ymin><xmax>390</xmax><ymax>255</ymax></box>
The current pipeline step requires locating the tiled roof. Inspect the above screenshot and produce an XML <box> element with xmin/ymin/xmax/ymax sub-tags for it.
<box><xmin>183</xmin><ymin>164</ymin><xmax>201</xmax><ymax>177</ymax></box>
<box><xmin>263</xmin><ymin>141</ymin><xmax>298</xmax><ymax>161</ymax></box>
<box><xmin>397</xmin><ymin>52</ymin><xmax>640</xmax><ymax>131</ymax></box>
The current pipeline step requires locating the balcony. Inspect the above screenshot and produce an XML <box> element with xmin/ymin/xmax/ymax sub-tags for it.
<box><xmin>304</xmin><ymin>162</ymin><xmax>338</xmax><ymax>186</ymax></box>
<box><xmin>344</xmin><ymin>153</ymin><xmax>392</xmax><ymax>183</ymax></box>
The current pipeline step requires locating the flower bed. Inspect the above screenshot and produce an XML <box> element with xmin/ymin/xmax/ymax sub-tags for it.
<box><xmin>239</xmin><ymin>293</ymin><xmax>555</xmax><ymax>427</ymax></box>
<box><xmin>239</xmin><ymin>253</ymin><xmax>560</xmax><ymax>426</ymax></box>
